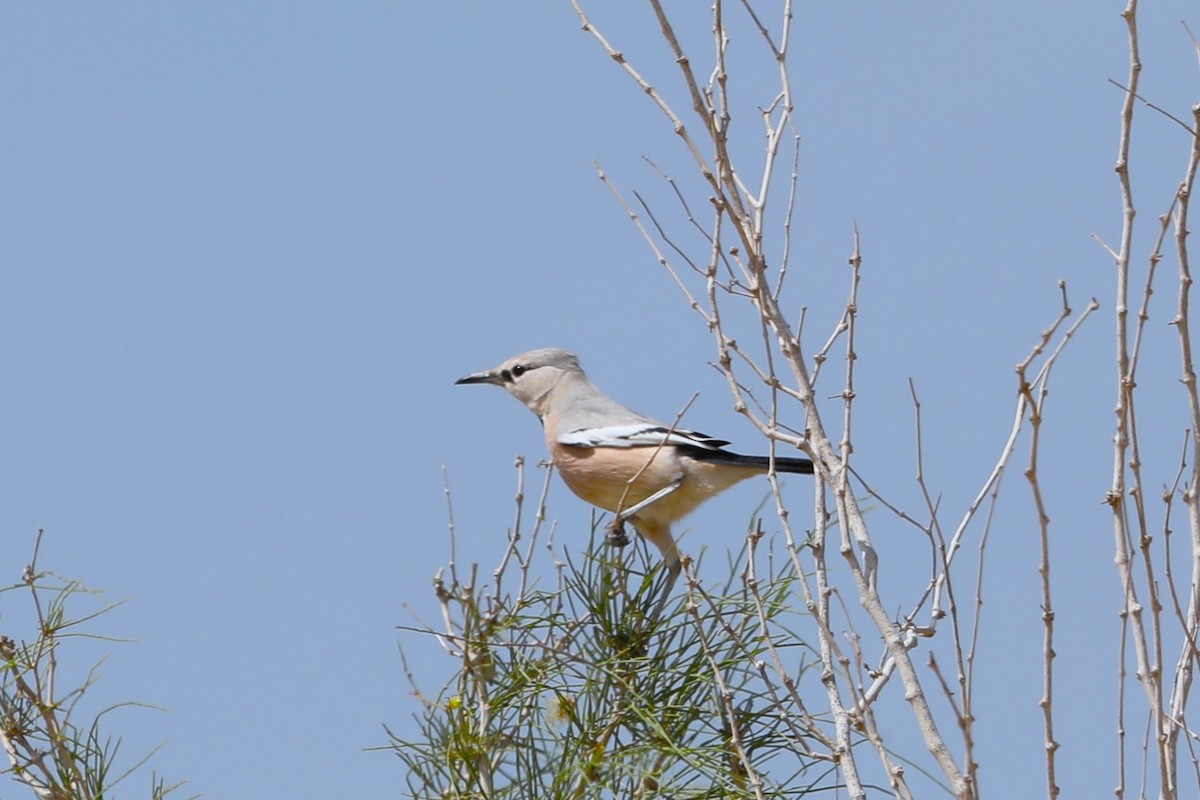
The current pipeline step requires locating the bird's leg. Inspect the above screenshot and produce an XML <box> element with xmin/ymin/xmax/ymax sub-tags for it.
<box><xmin>617</xmin><ymin>477</ymin><xmax>684</xmax><ymax>521</ymax></box>
<box><xmin>606</xmin><ymin>477</ymin><xmax>684</xmax><ymax>547</ymax></box>
<box><xmin>647</xmin><ymin>558</ymin><xmax>681</xmax><ymax>624</ymax></box>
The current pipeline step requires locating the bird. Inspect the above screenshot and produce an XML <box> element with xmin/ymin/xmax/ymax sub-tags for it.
<box><xmin>455</xmin><ymin>348</ymin><xmax>814</xmax><ymax>617</ymax></box>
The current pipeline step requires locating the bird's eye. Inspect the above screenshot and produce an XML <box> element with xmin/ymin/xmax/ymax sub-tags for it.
<box><xmin>511</xmin><ymin>364</ymin><xmax>527</xmax><ymax>377</ymax></box>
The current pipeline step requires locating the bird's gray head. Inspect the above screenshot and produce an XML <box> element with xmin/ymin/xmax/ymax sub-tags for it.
<box><xmin>455</xmin><ymin>348</ymin><xmax>584</xmax><ymax>416</ymax></box>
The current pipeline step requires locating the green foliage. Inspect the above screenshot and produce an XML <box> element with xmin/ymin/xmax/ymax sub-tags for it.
<box><xmin>0</xmin><ymin>533</ymin><xmax>186</xmax><ymax>800</ymax></box>
<box><xmin>392</xmin><ymin>527</ymin><xmax>837</xmax><ymax>799</ymax></box>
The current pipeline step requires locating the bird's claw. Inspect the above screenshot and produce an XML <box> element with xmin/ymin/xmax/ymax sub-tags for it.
<box><xmin>606</xmin><ymin>518</ymin><xmax>631</xmax><ymax>548</ymax></box>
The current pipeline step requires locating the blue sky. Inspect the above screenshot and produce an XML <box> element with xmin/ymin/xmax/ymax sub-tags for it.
<box><xmin>2</xmin><ymin>2</ymin><xmax>1197</xmax><ymax>797</ymax></box>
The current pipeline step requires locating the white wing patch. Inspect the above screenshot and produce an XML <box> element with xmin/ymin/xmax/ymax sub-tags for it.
<box><xmin>558</xmin><ymin>424</ymin><xmax>730</xmax><ymax>451</ymax></box>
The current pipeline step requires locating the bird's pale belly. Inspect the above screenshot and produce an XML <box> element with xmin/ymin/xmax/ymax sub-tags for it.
<box><xmin>549</xmin><ymin>443</ymin><xmax>684</xmax><ymax>514</ymax></box>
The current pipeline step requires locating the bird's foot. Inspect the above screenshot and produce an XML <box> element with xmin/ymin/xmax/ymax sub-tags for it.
<box><xmin>606</xmin><ymin>518</ymin><xmax>631</xmax><ymax>548</ymax></box>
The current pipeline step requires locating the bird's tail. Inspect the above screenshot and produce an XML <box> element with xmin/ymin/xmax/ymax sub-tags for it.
<box><xmin>693</xmin><ymin>449</ymin><xmax>815</xmax><ymax>474</ymax></box>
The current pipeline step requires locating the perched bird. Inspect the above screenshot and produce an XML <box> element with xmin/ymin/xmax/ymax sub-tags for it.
<box><xmin>456</xmin><ymin>348</ymin><xmax>813</xmax><ymax>615</ymax></box>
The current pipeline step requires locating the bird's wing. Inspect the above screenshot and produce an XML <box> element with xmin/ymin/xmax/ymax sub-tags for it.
<box><xmin>558</xmin><ymin>423</ymin><xmax>731</xmax><ymax>451</ymax></box>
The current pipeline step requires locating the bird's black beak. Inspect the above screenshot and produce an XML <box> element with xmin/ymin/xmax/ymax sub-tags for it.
<box><xmin>455</xmin><ymin>369</ymin><xmax>501</xmax><ymax>386</ymax></box>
